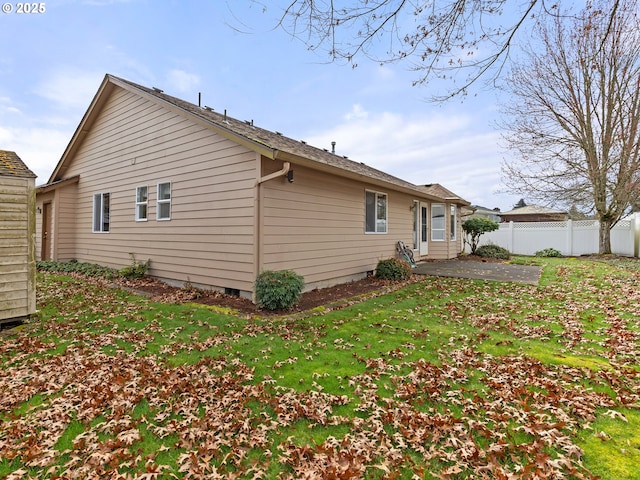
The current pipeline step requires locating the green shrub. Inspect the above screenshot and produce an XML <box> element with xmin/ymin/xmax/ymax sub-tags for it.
<box><xmin>475</xmin><ymin>244</ymin><xmax>511</xmax><ymax>260</ymax></box>
<box><xmin>535</xmin><ymin>248</ymin><xmax>563</xmax><ymax>257</ymax></box>
<box><xmin>119</xmin><ymin>253</ymin><xmax>150</xmax><ymax>279</ymax></box>
<box><xmin>462</xmin><ymin>217</ymin><xmax>500</xmax><ymax>254</ymax></box>
<box><xmin>255</xmin><ymin>270</ymin><xmax>305</xmax><ymax>311</ymax></box>
<box><xmin>36</xmin><ymin>260</ymin><xmax>119</xmax><ymax>279</ymax></box>
<box><xmin>375</xmin><ymin>257</ymin><xmax>412</xmax><ymax>281</ymax></box>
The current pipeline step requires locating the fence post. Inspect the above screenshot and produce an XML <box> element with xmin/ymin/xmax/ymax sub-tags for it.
<box><xmin>508</xmin><ymin>221</ymin><xmax>514</xmax><ymax>253</ymax></box>
<box><xmin>634</xmin><ymin>213</ymin><xmax>640</xmax><ymax>258</ymax></box>
<box><xmin>566</xmin><ymin>219</ymin><xmax>573</xmax><ymax>256</ymax></box>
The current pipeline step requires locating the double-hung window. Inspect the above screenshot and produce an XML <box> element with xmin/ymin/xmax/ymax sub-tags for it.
<box><xmin>431</xmin><ymin>203</ymin><xmax>445</xmax><ymax>241</ymax></box>
<box><xmin>135</xmin><ymin>186</ymin><xmax>148</xmax><ymax>221</ymax></box>
<box><xmin>93</xmin><ymin>193</ymin><xmax>110</xmax><ymax>233</ymax></box>
<box><xmin>365</xmin><ymin>190</ymin><xmax>387</xmax><ymax>233</ymax></box>
<box><xmin>157</xmin><ymin>182</ymin><xmax>171</xmax><ymax>220</ymax></box>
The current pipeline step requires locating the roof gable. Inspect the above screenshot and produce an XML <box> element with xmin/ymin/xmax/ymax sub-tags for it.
<box><xmin>419</xmin><ymin>183</ymin><xmax>465</xmax><ymax>203</ymax></box>
<box><xmin>47</xmin><ymin>74</ymin><xmax>468</xmax><ymax>204</ymax></box>
<box><xmin>0</xmin><ymin>150</ymin><xmax>36</xmax><ymax>178</ymax></box>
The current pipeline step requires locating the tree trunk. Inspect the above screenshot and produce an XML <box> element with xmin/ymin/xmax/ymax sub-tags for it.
<box><xmin>599</xmin><ymin>219</ymin><xmax>612</xmax><ymax>254</ymax></box>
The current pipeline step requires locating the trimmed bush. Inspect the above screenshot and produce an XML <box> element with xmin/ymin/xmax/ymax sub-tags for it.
<box><xmin>535</xmin><ymin>248</ymin><xmax>563</xmax><ymax>257</ymax></box>
<box><xmin>475</xmin><ymin>244</ymin><xmax>511</xmax><ymax>260</ymax></box>
<box><xmin>255</xmin><ymin>270</ymin><xmax>305</xmax><ymax>311</ymax></box>
<box><xmin>376</xmin><ymin>257</ymin><xmax>412</xmax><ymax>281</ymax></box>
<box><xmin>462</xmin><ymin>217</ymin><xmax>500</xmax><ymax>254</ymax></box>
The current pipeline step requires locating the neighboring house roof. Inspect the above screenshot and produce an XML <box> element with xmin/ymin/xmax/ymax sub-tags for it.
<box><xmin>0</xmin><ymin>150</ymin><xmax>36</xmax><ymax>178</ymax></box>
<box><xmin>46</xmin><ymin>74</ymin><xmax>469</xmax><ymax>205</ymax></box>
<box><xmin>472</xmin><ymin>205</ymin><xmax>501</xmax><ymax>214</ymax></box>
<box><xmin>464</xmin><ymin>204</ymin><xmax>501</xmax><ymax>220</ymax></box>
<box><xmin>500</xmin><ymin>205</ymin><xmax>566</xmax><ymax>216</ymax></box>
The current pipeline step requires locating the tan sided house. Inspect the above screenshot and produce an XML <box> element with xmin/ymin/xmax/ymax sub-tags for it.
<box><xmin>36</xmin><ymin>74</ymin><xmax>469</xmax><ymax>298</ymax></box>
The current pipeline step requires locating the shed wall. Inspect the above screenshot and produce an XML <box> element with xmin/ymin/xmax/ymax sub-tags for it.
<box><xmin>0</xmin><ymin>176</ymin><xmax>36</xmax><ymax>321</ymax></box>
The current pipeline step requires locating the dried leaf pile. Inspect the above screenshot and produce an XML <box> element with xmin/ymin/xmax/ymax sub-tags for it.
<box><xmin>1</xmin><ymin>258</ymin><xmax>639</xmax><ymax>479</ymax></box>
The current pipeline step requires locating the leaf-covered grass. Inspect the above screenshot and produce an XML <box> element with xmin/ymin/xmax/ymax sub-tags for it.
<box><xmin>1</xmin><ymin>257</ymin><xmax>639</xmax><ymax>478</ymax></box>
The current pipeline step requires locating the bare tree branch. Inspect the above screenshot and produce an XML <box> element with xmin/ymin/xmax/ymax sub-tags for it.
<box><xmin>500</xmin><ymin>0</ymin><xmax>640</xmax><ymax>253</ymax></box>
<box><xmin>250</xmin><ymin>0</ymin><xmax>622</xmax><ymax>99</ymax></box>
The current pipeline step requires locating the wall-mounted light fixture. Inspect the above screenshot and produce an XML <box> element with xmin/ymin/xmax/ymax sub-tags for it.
<box><xmin>287</xmin><ymin>170</ymin><xmax>294</xmax><ymax>183</ymax></box>
<box><xmin>36</xmin><ymin>206</ymin><xmax>42</xmax><ymax>214</ymax></box>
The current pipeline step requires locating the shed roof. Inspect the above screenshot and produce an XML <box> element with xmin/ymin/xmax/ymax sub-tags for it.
<box><xmin>0</xmin><ymin>150</ymin><xmax>36</xmax><ymax>178</ymax></box>
<box><xmin>47</xmin><ymin>74</ymin><xmax>469</xmax><ymax>205</ymax></box>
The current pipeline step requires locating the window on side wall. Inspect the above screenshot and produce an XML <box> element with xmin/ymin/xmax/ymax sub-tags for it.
<box><xmin>450</xmin><ymin>204</ymin><xmax>457</xmax><ymax>240</ymax></box>
<box><xmin>93</xmin><ymin>192</ymin><xmax>110</xmax><ymax>233</ymax></box>
<box><xmin>157</xmin><ymin>182</ymin><xmax>171</xmax><ymax>221</ymax></box>
<box><xmin>431</xmin><ymin>203</ymin><xmax>445</xmax><ymax>241</ymax></box>
<box><xmin>136</xmin><ymin>186</ymin><xmax>148</xmax><ymax>221</ymax></box>
<box><xmin>365</xmin><ymin>190</ymin><xmax>387</xmax><ymax>233</ymax></box>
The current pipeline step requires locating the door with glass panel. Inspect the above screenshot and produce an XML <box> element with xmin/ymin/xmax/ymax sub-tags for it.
<box><xmin>419</xmin><ymin>202</ymin><xmax>429</xmax><ymax>255</ymax></box>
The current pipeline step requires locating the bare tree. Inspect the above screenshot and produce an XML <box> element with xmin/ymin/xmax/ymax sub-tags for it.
<box><xmin>254</xmin><ymin>0</ymin><xmax>621</xmax><ymax>99</ymax></box>
<box><xmin>501</xmin><ymin>0</ymin><xmax>640</xmax><ymax>254</ymax></box>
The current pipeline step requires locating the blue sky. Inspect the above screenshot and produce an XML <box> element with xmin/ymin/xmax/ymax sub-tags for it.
<box><xmin>1</xmin><ymin>0</ymin><xmax>522</xmax><ymax>210</ymax></box>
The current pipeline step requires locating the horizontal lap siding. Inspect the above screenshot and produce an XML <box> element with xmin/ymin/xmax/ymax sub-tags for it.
<box><xmin>261</xmin><ymin>164</ymin><xmax>415</xmax><ymax>288</ymax></box>
<box><xmin>57</xmin><ymin>186</ymin><xmax>77</xmax><ymax>260</ymax></box>
<box><xmin>421</xmin><ymin>206</ymin><xmax>462</xmax><ymax>260</ymax></box>
<box><xmin>59</xmin><ymin>87</ymin><xmax>257</xmax><ymax>293</ymax></box>
<box><xmin>0</xmin><ymin>177</ymin><xmax>34</xmax><ymax>320</ymax></box>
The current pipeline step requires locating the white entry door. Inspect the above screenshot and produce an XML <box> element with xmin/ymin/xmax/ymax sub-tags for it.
<box><xmin>419</xmin><ymin>202</ymin><xmax>429</xmax><ymax>256</ymax></box>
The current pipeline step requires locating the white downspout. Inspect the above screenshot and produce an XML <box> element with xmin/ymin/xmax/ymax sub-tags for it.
<box><xmin>254</xmin><ymin>158</ymin><xmax>291</xmax><ymax>301</ymax></box>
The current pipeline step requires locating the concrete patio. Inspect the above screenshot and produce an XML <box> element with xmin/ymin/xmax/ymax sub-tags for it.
<box><xmin>413</xmin><ymin>259</ymin><xmax>543</xmax><ymax>285</ymax></box>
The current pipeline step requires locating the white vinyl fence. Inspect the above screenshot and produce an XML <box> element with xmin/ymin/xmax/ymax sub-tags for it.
<box><xmin>469</xmin><ymin>214</ymin><xmax>640</xmax><ymax>257</ymax></box>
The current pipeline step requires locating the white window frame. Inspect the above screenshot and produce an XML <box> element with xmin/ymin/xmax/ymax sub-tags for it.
<box><xmin>365</xmin><ymin>190</ymin><xmax>387</xmax><ymax>234</ymax></box>
<box><xmin>412</xmin><ymin>200</ymin><xmax>419</xmax><ymax>249</ymax></box>
<box><xmin>92</xmin><ymin>192</ymin><xmax>110</xmax><ymax>233</ymax></box>
<box><xmin>431</xmin><ymin>203</ymin><xmax>445</xmax><ymax>241</ymax></box>
<box><xmin>450</xmin><ymin>204</ymin><xmax>457</xmax><ymax>240</ymax></box>
<box><xmin>135</xmin><ymin>185</ymin><xmax>148</xmax><ymax>221</ymax></box>
<box><xmin>156</xmin><ymin>181</ymin><xmax>171</xmax><ymax>221</ymax></box>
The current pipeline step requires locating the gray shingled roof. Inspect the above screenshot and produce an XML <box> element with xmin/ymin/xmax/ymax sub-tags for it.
<box><xmin>111</xmin><ymin>75</ymin><xmax>468</xmax><ymax>203</ymax></box>
<box><xmin>0</xmin><ymin>150</ymin><xmax>36</xmax><ymax>178</ymax></box>
<box><xmin>419</xmin><ymin>183</ymin><xmax>466</xmax><ymax>203</ymax></box>
<box><xmin>501</xmin><ymin>205</ymin><xmax>567</xmax><ymax>216</ymax></box>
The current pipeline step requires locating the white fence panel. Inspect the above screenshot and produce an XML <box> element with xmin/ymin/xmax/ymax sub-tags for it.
<box><xmin>571</xmin><ymin>221</ymin><xmax>600</xmax><ymax>256</ymax></box>
<box><xmin>469</xmin><ymin>214</ymin><xmax>640</xmax><ymax>257</ymax></box>
<box><xmin>611</xmin><ymin>219</ymin><xmax>634</xmax><ymax>256</ymax></box>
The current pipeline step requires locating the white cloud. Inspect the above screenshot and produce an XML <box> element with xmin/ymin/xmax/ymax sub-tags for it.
<box><xmin>307</xmin><ymin>104</ymin><xmax>472</xmax><ymax>171</ymax></box>
<box><xmin>0</xmin><ymin>96</ymin><xmax>22</xmax><ymax>116</ymax></box>
<box><xmin>33</xmin><ymin>68</ymin><xmax>104</xmax><ymax>112</ymax></box>
<box><xmin>0</xmin><ymin>126</ymin><xmax>70</xmax><ymax>182</ymax></box>
<box><xmin>304</xmin><ymin>104</ymin><xmax>518</xmax><ymax>210</ymax></box>
<box><xmin>166</xmin><ymin>70</ymin><xmax>201</xmax><ymax>94</ymax></box>
<box><xmin>344</xmin><ymin>104</ymin><xmax>369</xmax><ymax>121</ymax></box>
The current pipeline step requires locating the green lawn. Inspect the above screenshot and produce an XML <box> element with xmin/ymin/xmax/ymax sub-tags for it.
<box><xmin>1</xmin><ymin>257</ymin><xmax>639</xmax><ymax>479</ymax></box>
